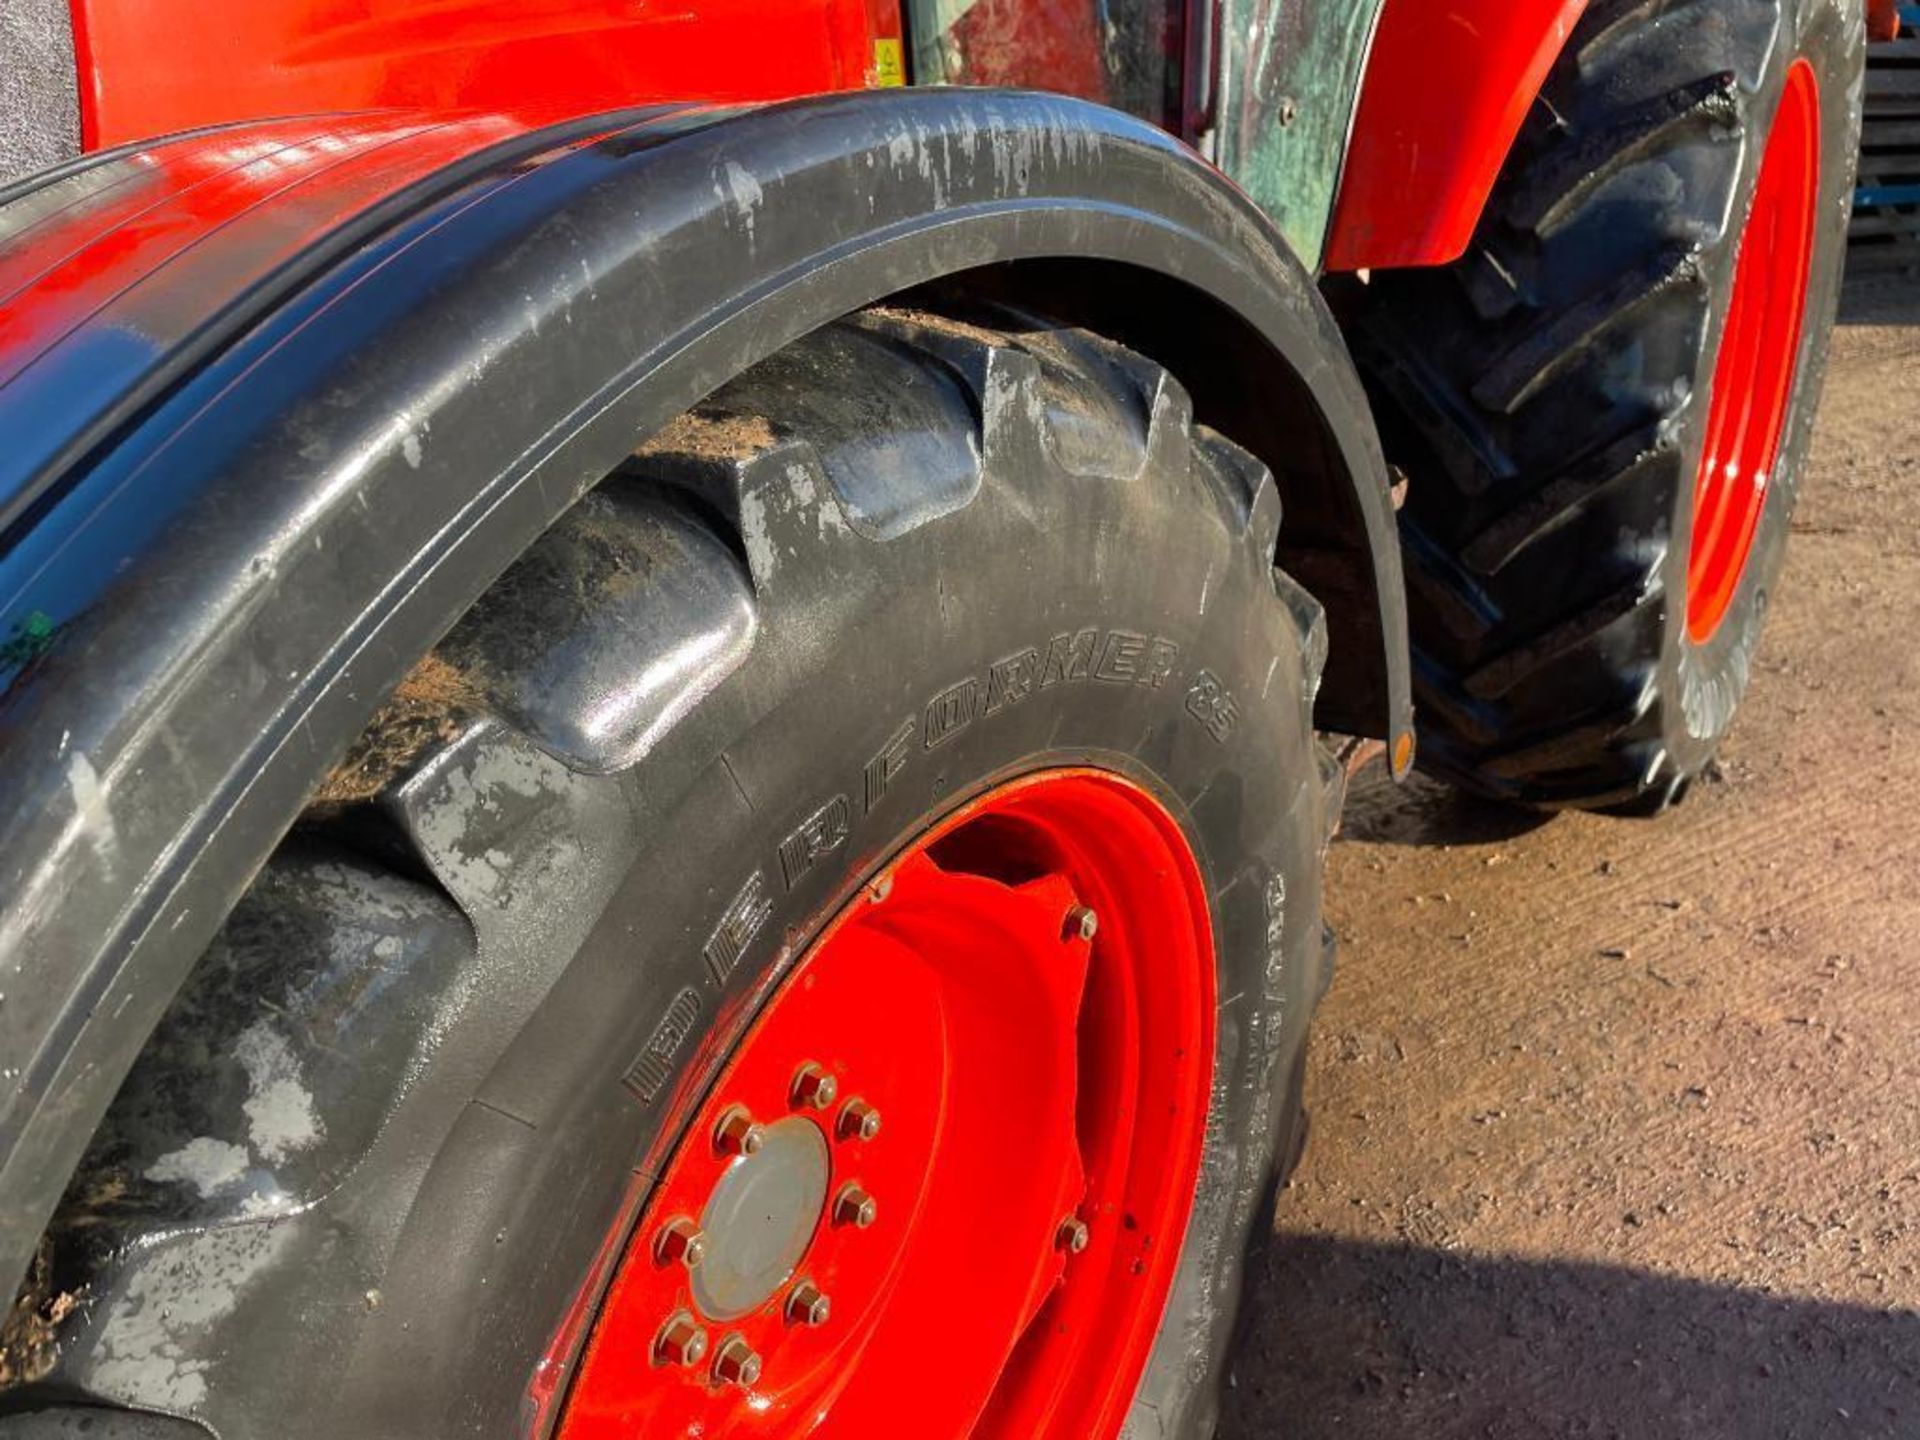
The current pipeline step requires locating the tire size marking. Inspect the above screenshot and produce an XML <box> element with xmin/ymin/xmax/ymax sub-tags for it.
<box><xmin>1184</xmin><ymin>669</ymin><xmax>1240</xmax><ymax>744</ymax></box>
<box><xmin>1263</xmin><ymin>873</ymin><xmax>1288</xmax><ymax>1011</ymax></box>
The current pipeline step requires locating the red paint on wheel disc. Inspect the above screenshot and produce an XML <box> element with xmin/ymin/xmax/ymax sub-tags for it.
<box><xmin>1687</xmin><ymin>58</ymin><xmax>1822</xmax><ymax>643</ymax></box>
<box><xmin>554</xmin><ymin>769</ymin><xmax>1216</xmax><ymax>1438</ymax></box>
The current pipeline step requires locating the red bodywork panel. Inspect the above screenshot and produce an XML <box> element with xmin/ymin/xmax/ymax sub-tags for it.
<box><xmin>1</xmin><ymin>114</ymin><xmax>529</xmax><ymax>373</ymax></box>
<box><xmin>70</xmin><ymin>0</ymin><xmax>901</xmax><ymax>150</ymax></box>
<box><xmin>1325</xmin><ymin>0</ymin><xmax>1589</xmax><ymax>272</ymax></box>
<box><xmin>63</xmin><ymin>0</ymin><xmax>1581</xmax><ymax>278</ymax></box>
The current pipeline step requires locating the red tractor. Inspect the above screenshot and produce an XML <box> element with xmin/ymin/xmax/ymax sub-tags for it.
<box><xmin>0</xmin><ymin>1</ymin><xmax>1866</xmax><ymax>1435</ymax></box>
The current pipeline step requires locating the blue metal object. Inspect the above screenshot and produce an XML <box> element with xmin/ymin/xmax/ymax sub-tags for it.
<box><xmin>1854</xmin><ymin>7</ymin><xmax>1918</xmax><ymax>240</ymax></box>
<box><xmin>1857</xmin><ymin>183</ymin><xmax>1920</xmax><ymax>206</ymax></box>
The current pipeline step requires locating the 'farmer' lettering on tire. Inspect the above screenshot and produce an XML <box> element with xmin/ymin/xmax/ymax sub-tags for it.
<box><xmin>924</xmin><ymin>678</ymin><xmax>980</xmax><ymax>749</ymax></box>
<box><xmin>929</xmin><ymin>626</ymin><xmax>1179</xmax><ymax>750</ymax></box>
<box><xmin>985</xmin><ymin>648</ymin><xmax>1040</xmax><ymax>714</ymax></box>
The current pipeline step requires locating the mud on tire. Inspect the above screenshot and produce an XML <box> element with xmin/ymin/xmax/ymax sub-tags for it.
<box><xmin>4</xmin><ymin>309</ymin><xmax>1339</xmax><ymax>1438</ymax></box>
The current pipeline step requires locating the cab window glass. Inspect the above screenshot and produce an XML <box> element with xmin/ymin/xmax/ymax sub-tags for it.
<box><xmin>907</xmin><ymin>0</ymin><xmax>1185</xmax><ymax>130</ymax></box>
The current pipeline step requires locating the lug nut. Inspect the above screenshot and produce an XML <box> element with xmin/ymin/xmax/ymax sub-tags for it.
<box><xmin>1064</xmin><ymin>905</ymin><xmax>1099</xmax><ymax>943</ymax></box>
<box><xmin>711</xmin><ymin>1334</ymin><xmax>763</xmax><ymax>1389</ymax></box>
<box><xmin>785</xmin><ymin>1280</ymin><xmax>832</xmax><ymax>1328</ymax></box>
<box><xmin>837</xmin><ymin>1098</ymin><xmax>882</xmax><ymax>1143</ymax></box>
<box><xmin>713</xmin><ymin>1105</ymin><xmax>765</xmax><ymax>1157</ymax></box>
<box><xmin>832</xmin><ymin>1182</ymin><xmax>879</xmax><ymax>1230</ymax></box>
<box><xmin>1057</xmin><ymin>1216</ymin><xmax>1091</xmax><ymax>1254</ymax></box>
<box><xmin>653</xmin><ymin>1216</ymin><xmax>706</xmax><ymax>1269</ymax></box>
<box><xmin>653</xmin><ymin>1310</ymin><xmax>709</xmax><ymax>1368</ymax></box>
<box><xmin>790</xmin><ymin>1062</ymin><xmax>839</xmax><ymax>1112</ymax></box>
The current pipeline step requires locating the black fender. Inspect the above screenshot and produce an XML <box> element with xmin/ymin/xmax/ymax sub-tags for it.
<box><xmin>0</xmin><ymin>88</ymin><xmax>1411</xmax><ymax>1299</ymax></box>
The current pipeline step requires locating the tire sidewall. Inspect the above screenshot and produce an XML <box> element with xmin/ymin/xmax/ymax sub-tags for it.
<box><xmin>1670</xmin><ymin>0</ymin><xmax>1864</xmax><ymax>775</ymax></box>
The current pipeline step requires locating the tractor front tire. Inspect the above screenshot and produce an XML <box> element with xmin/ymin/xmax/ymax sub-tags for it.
<box><xmin>1355</xmin><ymin>0</ymin><xmax>1864</xmax><ymax>810</ymax></box>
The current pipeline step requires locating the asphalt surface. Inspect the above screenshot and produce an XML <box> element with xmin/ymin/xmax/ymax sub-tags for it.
<box><xmin>1221</xmin><ymin>277</ymin><xmax>1920</xmax><ymax>1440</ymax></box>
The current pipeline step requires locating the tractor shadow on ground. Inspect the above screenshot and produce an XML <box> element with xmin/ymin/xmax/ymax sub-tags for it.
<box><xmin>1335</xmin><ymin>768</ymin><xmax>1555</xmax><ymax>849</ymax></box>
<box><xmin>1219</xmin><ymin>1235</ymin><xmax>1919</xmax><ymax>1440</ymax></box>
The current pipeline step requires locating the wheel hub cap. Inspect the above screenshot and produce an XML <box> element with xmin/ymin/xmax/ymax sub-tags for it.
<box><xmin>694</xmin><ymin>1118</ymin><xmax>832</xmax><ymax>1321</ymax></box>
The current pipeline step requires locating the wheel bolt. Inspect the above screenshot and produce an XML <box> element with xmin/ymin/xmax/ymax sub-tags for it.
<box><xmin>653</xmin><ymin>1310</ymin><xmax>709</xmax><ymax>1368</ymax></box>
<box><xmin>833</xmin><ymin>1182</ymin><xmax>878</xmax><ymax>1230</ymax></box>
<box><xmin>790</xmin><ymin>1062</ymin><xmax>839</xmax><ymax>1112</ymax></box>
<box><xmin>785</xmin><ymin>1280</ymin><xmax>832</xmax><ymax>1328</ymax></box>
<box><xmin>837</xmin><ymin>1097</ymin><xmax>882</xmax><ymax>1143</ymax></box>
<box><xmin>653</xmin><ymin>1216</ymin><xmax>706</xmax><ymax>1270</ymax></box>
<box><xmin>1064</xmin><ymin>905</ymin><xmax>1099</xmax><ymax>943</ymax></box>
<box><xmin>1057</xmin><ymin>1216</ymin><xmax>1091</xmax><ymax>1254</ymax></box>
<box><xmin>713</xmin><ymin>1105</ymin><xmax>765</xmax><ymax>1157</ymax></box>
<box><xmin>711</xmin><ymin>1334</ymin><xmax>762</xmax><ymax>1388</ymax></box>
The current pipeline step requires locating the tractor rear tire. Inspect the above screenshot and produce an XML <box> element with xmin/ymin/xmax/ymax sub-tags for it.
<box><xmin>9</xmin><ymin>310</ymin><xmax>1337</xmax><ymax>1439</ymax></box>
<box><xmin>1353</xmin><ymin>0</ymin><xmax>1863</xmax><ymax>810</ymax></box>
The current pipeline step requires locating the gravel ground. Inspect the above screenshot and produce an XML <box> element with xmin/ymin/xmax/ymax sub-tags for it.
<box><xmin>1221</xmin><ymin>277</ymin><xmax>1920</xmax><ymax>1440</ymax></box>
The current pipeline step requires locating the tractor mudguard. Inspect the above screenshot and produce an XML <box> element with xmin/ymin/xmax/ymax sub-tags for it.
<box><xmin>0</xmin><ymin>89</ymin><xmax>1411</xmax><ymax>1302</ymax></box>
<box><xmin>1325</xmin><ymin>0</ymin><xmax>1590</xmax><ymax>271</ymax></box>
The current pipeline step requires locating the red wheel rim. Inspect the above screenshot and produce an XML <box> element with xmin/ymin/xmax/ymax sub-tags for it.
<box><xmin>1686</xmin><ymin>59</ymin><xmax>1821</xmax><ymax>643</ymax></box>
<box><xmin>552</xmin><ymin>768</ymin><xmax>1215</xmax><ymax>1439</ymax></box>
